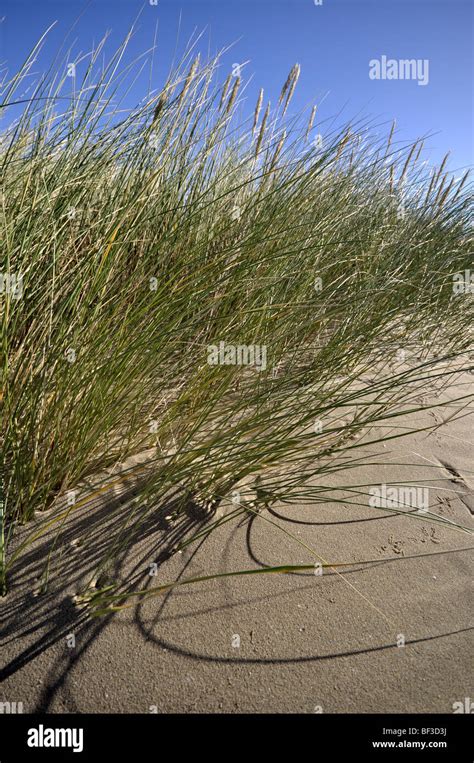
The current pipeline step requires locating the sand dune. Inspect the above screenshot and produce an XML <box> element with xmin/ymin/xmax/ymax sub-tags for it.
<box><xmin>1</xmin><ymin>375</ymin><xmax>473</xmax><ymax>713</ymax></box>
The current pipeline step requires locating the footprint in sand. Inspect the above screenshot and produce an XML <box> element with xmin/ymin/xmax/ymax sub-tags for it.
<box><xmin>437</xmin><ymin>459</ymin><xmax>474</xmax><ymax>516</ymax></box>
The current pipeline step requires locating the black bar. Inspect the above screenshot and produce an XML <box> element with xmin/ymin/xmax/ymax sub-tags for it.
<box><xmin>0</xmin><ymin>713</ymin><xmax>470</xmax><ymax>760</ymax></box>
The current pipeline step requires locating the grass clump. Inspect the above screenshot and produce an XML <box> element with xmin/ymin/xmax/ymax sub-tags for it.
<box><xmin>0</xmin><ymin>26</ymin><xmax>472</xmax><ymax>606</ymax></box>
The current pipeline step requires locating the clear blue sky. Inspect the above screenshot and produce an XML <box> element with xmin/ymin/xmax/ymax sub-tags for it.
<box><xmin>1</xmin><ymin>0</ymin><xmax>472</xmax><ymax>172</ymax></box>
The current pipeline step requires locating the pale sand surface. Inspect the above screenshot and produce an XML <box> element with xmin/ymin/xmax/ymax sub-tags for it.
<box><xmin>1</xmin><ymin>374</ymin><xmax>473</xmax><ymax>713</ymax></box>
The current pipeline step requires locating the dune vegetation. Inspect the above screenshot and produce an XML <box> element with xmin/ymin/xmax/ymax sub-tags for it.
<box><xmin>1</xmin><ymin>26</ymin><xmax>472</xmax><ymax>611</ymax></box>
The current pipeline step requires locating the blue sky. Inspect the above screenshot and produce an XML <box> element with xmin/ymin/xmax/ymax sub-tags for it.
<box><xmin>0</xmin><ymin>0</ymin><xmax>472</xmax><ymax>172</ymax></box>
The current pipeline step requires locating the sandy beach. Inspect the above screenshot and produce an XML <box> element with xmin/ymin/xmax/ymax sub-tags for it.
<box><xmin>1</xmin><ymin>374</ymin><xmax>473</xmax><ymax>714</ymax></box>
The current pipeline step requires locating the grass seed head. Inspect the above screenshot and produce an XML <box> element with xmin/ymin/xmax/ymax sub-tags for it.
<box><xmin>281</xmin><ymin>63</ymin><xmax>300</xmax><ymax>117</ymax></box>
<box><xmin>305</xmin><ymin>105</ymin><xmax>317</xmax><ymax>140</ymax></box>
<box><xmin>225</xmin><ymin>76</ymin><xmax>241</xmax><ymax>116</ymax></box>
<box><xmin>252</xmin><ymin>88</ymin><xmax>264</xmax><ymax>134</ymax></box>
<box><xmin>255</xmin><ymin>100</ymin><xmax>270</xmax><ymax>157</ymax></box>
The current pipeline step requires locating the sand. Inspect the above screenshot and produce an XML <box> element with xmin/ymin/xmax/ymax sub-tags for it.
<box><xmin>1</xmin><ymin>373</ymin><xmax>473</xmax><ymax>713</ymax></box>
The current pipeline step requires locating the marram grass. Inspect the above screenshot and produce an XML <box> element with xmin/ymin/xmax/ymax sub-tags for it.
<box><xmin>0</xmin><ymin>27</ymin><xmax>473</xmax><ymax>609</ymax></box>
